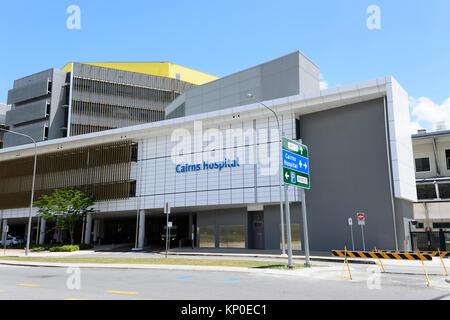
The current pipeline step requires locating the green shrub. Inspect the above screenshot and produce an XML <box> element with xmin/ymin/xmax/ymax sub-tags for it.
<box><xmin>49</xmin><ymin>245</ymin><xmax>80</xmax><ymax>252</ymax></box>
<box><xmin>30</xmin><ymin>246</ymin><xmax>48</xmax><ymax>252</ymax></box>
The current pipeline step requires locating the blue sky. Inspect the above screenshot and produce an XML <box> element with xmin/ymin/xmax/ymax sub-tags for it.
<box><xmin>0</xmin><ymin>0</ymin><xmax>449</xmax><ymax>132</ymax></box>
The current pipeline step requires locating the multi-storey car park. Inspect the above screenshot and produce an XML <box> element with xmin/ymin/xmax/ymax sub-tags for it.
<box><xmin>0</xmin><ymin>52</ymin><xmax>417</xmax><ymax>253</ymax></box>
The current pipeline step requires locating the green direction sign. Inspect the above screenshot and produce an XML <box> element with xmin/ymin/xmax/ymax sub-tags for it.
<box><xmin>282</xmin><ymin>137</ymin><xmax>310</xmax><ymax>189</ymax></box>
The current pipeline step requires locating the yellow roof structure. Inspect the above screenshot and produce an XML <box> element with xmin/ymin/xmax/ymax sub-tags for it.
<box><xmin>61</xmin><ymin>62</ymin><xmax>218</xmax><ymax>86</ymax></box>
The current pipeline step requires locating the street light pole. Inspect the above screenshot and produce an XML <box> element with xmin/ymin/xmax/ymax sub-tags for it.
<box><xmin>247</xmin><ymin>94</ymin><xmax>287</xmax><ymax>256</ymax></box>
<box><xmin>0</xmin><ymin>128</ymin><xmax>37</xmax><ymax>256</ymax></box>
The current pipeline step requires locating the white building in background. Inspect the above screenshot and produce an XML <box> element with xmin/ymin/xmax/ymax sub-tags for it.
<box><xmin>413</xmin><ymin>129</ymin><xmax>450</xmax><ymax>230</ymax></box>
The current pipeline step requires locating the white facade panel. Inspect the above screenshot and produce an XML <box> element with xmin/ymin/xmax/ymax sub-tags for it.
<box><xmin>386</xmin><ymin>77</ymin><xmax>417</xmax><ymax>202</ymax></box>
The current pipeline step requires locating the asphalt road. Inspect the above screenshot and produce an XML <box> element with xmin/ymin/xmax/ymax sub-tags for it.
<box><xmin>0</xmin><ymin>263</ymin><xmax>449</xmax><ymax>300</ymax></box>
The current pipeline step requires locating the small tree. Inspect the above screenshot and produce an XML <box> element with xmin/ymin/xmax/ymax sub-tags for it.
<box><xmin>35</xmin><ymin>188</ymin><xmax>96</xmax><ymax>245</ymax></box>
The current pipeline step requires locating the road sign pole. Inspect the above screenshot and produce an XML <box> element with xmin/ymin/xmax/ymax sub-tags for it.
<box><xmin>284</xmin><ymin>185</ymin><xmax>293</xmax><ymax>268</ymax></box>
<box><xmin>166</xmin><ymin>212</ymin><xmax>169</xmax><ymax>258</ymax></box>
<box><xmin>165</xmin><ymin>202</ymin><xmax>170</xmax><ymax>259</ymax></box>
<box><xmin>350</xmin><ymin>224</ymin><xmax>355</xmax><ymax>251</ymax></box>
<box><xmin>300</xmin><ymin>188</ymin><xmax>311</xmax><ymax>268</ymax></box>
<box><xmin>279</xmin><ymin>135</ymin><xmax>286</xmax><ymax>256</ymax></box>
<box><xmin>281</xmin><ymin>137</ymin><xmax>311</xmax><ymax>268</ymax></box>
<box><xmin>361</xmin><ymin>225</ymin><xmax>366</xmax><ymax>251</ymax></box>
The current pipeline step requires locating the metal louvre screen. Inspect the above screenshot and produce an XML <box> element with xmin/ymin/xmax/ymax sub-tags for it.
<box><xmin>0</xmin><ymin>141</ymin><xmax>133</xmax><ymax>209</ymax></box>
<box><xmin>69</xmin><ymin>63</ymin><xmax>195</xmax><ymax>136</ymax></box>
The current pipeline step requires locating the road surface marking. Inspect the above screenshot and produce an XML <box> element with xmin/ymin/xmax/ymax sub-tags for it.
<box><xmin>17</xmin><ymin>284</ymin><xmax>40</xmax><ymax>287</ymax></box>
<box><xmin>105</xmin><ymin>290</ymin><xmax>138</xmax><ymax>295</ymax></box>
<box><xmin>224</xmin><ymin>278</ymin><xmax>240</xmax><ymax>283</ymax></box>
<box><xmin>176</xmin><ymin>277</ymin><xmax>192</xmax><ymax>280</ymax></box>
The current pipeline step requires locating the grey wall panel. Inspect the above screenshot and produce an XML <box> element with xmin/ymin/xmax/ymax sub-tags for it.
<box><xmin>299</xmin><ymin>98</ymin><xmax>404</xmax><ymax>251</ymax></box>
<box><xmin>48</xmin><ymin>69</ymin><xmax>68</xmax><ymax>140</ymax></box>
<box><xmin>394</xmin><ymin>198</ymin><xmax>414</xmax><ymax>250</ymax></box>
<box><xmin>6</xmin><ymin>100</ymin><xmax>48</xmax><ymax>125</ymax></box>
<box><xmin>13</xmin><ymin>69</ymin><xmax>53</xmax><ymax>89</ymax></box>
<box><xmin>7</xmin><ymin>80</ymin><xmax>50</xmax><ymax>105</ymax></box>
<box><xmin>166</xmin><ymin>51</ymin><xmax>320</xmax><ymax>119</ymax></box>
<box><xmin>2</xmin><ymin>122</ymin><xmax>46</xmax><ymax>148</ymax></box>
<box><xmin>263</xmin><ymin>204</ymin><xmax>301</xmax><ymax>250</ymax></box>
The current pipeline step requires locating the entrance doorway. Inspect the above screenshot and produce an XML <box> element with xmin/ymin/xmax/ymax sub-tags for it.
<box><xmin>148</xmin><ymin>214</ymin><xmax>195</xmax><ymax>249</ymax></box>
<box><xmin>248</xmin><ymin>211</ymin><xmax>264</xmax><ymax>249</ymax></box>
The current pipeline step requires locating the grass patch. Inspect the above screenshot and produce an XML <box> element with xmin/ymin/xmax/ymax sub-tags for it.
<box><xmin>0</xmin><ymin>257</ymin><xmax>307</xmax><ymax>268</ymax></box>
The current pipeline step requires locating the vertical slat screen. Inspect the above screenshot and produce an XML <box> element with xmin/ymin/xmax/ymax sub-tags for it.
<box><xmin>0</xmin><ymin>141</ymin><xmax>133</xmax><ymax>210</ymax></box>
<box><xmin>69</xmin><ymin>63</ymin><xmax>194</xmax><ymax>137</ymax></box>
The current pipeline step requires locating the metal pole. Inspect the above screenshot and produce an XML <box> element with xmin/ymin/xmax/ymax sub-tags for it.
<box><xmin>284</xmin><ymin>185</ymin><xmax>293</xmax><ymax>268</ymax></box>
<box><xmin>361</xmin><ymin>224</ymin><xmax>366</xmax><ymax>251</ymax></box>
<box><xmin>165</xmin><ymin>212</ymin><xmax>169</xmax><ymax>259</ymax></box>
<box><xmin>279</xmin><ymin>133</ymin><xmax>287</xmax><ymax>256</ymax></box>
<box><xmin>350</xmin><ymin>223</ymin><xmax>355</xmax><ymax>251</ymax></box>
<box><xmin>248</xmin><ymin>94</ymin><xmax>286</xmax><ymax>256</ymax></box>
<box><xmin>25</xmin><ymin>139</ymin><xmax>37</xmax><ymax>256</ymax></box>
<box><xmin>301</xmin><ymin>188</ymin><xmax>311</xmax><ymax>267</ymax></box>
<box><xmin>35</xmin><ymin>216</ymin><xmax>40</xmax><ymax>245</ymax></box>
<box><xmin>0</xmin><ymin>128</ymin><xmax>37</xmax><ymax>256</ymax></box>
<box><xmin>81</xmin><ymin>215</ymin><xmax>85</xmax><ymax>245</ymax></box>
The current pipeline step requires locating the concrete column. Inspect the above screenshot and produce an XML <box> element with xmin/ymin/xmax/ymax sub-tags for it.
<box><xmin>39</xmin><ymin>219</ymin><xmax>46</xmax><ymax>245</ymax></box>
<box><xmin>84</xmin><ymin>214</ymin><xmax>93</xmax><ymax>245</ymax></box>
<box><xmin>93</xmin><ymin>219</ymin><xmax>99</xmax><ymax>243</ymax></box>
<box><xmin>1</xmin><ymin>219</ymin><xmax>7</xmax><ymax>243</ymax></box>
<box><xmin>138</xmin><ymin>210</ymin><xmax>146</xmax><ymax>249</ymax></box>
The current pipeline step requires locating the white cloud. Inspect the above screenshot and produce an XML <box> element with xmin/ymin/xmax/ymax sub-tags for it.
<box><xmin>319</xmin><ymin>74</ymin><xmax>328</xmax><ymax>90</ymax></box>
<box><xmin>410</xmin><ymin>97</ymin><xmax>450</xmax><ymax>133</ymax></box>
<box><xmin>0</xmin><ymin>103</ymin><xmax>9</xmax><ymax>116</ymax></box>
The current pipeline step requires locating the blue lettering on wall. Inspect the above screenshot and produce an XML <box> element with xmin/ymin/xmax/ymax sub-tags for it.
<box><xmin>176</xmin><ymin>158</ymin><xmax>240</xmax><ymax>173</ymax></box>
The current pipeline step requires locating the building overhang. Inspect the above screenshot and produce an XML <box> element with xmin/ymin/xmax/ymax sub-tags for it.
<box><xmin>0</xmin><ymin>76</ymin><xmax>392</xmax><ymax>161</ymax></box>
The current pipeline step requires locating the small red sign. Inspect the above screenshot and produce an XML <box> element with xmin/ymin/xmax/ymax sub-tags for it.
<box><xmin>357</xmin><ymin>213</ymin><xmax>365</xmax><ymax>221</ymax></box>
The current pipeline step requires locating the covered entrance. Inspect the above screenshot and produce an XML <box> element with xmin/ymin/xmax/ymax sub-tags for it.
<box><xmin>148</xmin><ymin>213</ymin><xmax>196</xmax><ymax>249</ymax></box>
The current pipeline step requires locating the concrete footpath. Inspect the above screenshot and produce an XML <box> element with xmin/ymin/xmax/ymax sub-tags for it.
<box><xmin>0</xmin><ymin>247</ymin><xmax>377</xmax><ymax>264</ymax></box>
<box><xmin>0</xmin><ymin>259</ymin><xmax>319</xmax><ymax>276</ymax></box>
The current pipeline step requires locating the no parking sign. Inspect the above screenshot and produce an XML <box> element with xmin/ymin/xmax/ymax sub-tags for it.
<box><xmin>357</xmin><ymin>212</ymin><xmax>365</xmax><ymax>226</ymax></box>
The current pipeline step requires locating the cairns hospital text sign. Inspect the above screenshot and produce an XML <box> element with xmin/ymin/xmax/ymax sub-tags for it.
<box><xmin>176</xmin><ymin>158</ymin><xmax>240</xmax><ymax>173</ymax></box>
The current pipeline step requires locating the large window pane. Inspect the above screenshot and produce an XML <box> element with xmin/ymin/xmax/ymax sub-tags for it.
<box><xmin>417</xmin><ymin>184</ymin><xmax>437</xmax><ymax>200</ymax></box>
<box><xmin>219</xmin><ymin>225</ymin><xmax>245</xmax><ymax>248</ymax></box>
<box><xmin>199</xmin><ymin>225</ymin><xmax>215</xmax><ymax>248</ymax></box>
<box><xmin>438</xmin><ymin>183</ymin><xmax>450</xmax><ymax>199</ymax></box>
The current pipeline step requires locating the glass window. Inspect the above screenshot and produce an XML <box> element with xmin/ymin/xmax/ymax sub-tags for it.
<box><xmin>417</xmin><ymin>184</ymin><xmax>437</xmax><ymax>200</ymax></box>
<box><xmin>219</xmin><ymin>225</ymin><xmax>245</xmax><ymax>248</ymax></box>
<box><xmin>415</xmin><ymin>158</ymin><xmax>430</xmax><ymax>172</ymax></box>
<box><xmin>199</xmin><ymin>225</ymin><xmax>215</xmax><ymax>248</ymax></box>
<box><xmin>129</xmin><ymin>181</ymin><xmax>136</xmax><ymax>198</ymax></box>
<box><xmin>446</xmin><ymin>150</ymin><xmax>450</xmax><ymax>170</ymax></box>
<box><xmin>131</xmin><ymin>143</ymin><xmax>138</xmax><ymax>162</ymax></box>
<box><xmin>433</xmin><ymin>222</ymin><xmax>450</xmax><ymax>229</ymax></box>
<box><xmin>438</xmin><ymin>184</ymin><xmax>450</xmax><ymax>199</ymax></box>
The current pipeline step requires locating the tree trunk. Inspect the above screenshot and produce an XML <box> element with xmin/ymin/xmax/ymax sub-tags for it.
<box><xmin>69</xmin><ymin>222</ymin><xmax>74</xmax><ymax>245</ymax></box>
